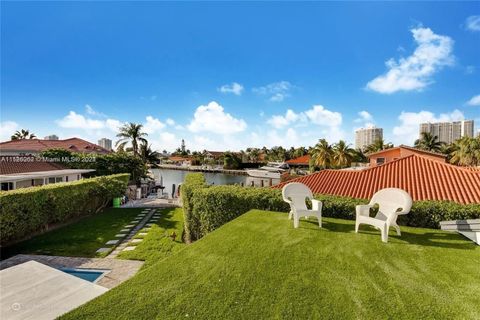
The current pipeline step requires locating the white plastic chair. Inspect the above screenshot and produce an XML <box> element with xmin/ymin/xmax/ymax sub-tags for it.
<box><xmin>282</xmin><ymin>182</ymin><xmax>322</xmax><ymax>228</ymax></box>
<box><xmin>355</xmin><ymin>188</ymin><xmax>412</xmax><ymax>243</ymax></box>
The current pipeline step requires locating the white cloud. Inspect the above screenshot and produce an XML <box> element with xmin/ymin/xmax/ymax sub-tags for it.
<box><xmin>57</xmin><ymin>111</ymin><xmax>105</xmax><ymax>130</ymax></box>
<box><xmin>392</xmin><ymin>109</ymin><xmax>464</xmax><ymax>144</ymax></box>
<box><xmin>218</xmin><ymin>82</ymin><xmax>244</xmax><ymax>96</ymax></box>
<box><xmin>105</xmin><ymin>119</ymin><xmax>123</xmax><ymax>132</ymax></box>
<box><xmin>187</xmin><ymin>101</ymin><xmax>247</xmax><ymax>134</ymax></box>
<box><xmin>85</xmin><ymin>104</ymin><xmax>106</xmax><ymax>117</ymax></box>
<box><xmin>253</xmin><ymin>81</ymin><xmax>292</xmax><ymax>102</ymax></box>
<box><xmin>166</xmin><ymin>118</ymin><xmax>175</xmax><ymax>126</ymax></box>
<box><xmin>0</xmin><ymin>121</ymin><xmax>19</xmax><ymax>141</ymax></box>
<box><xmin>305</xmin><ymin>105</ymin><xmax>342</xmax><ymax>127</ymax></box>
<box><xmin>467</xmin><ymin>94</ymin><xmax>480</xmax><ymax>106</ymax></box>
<box><xmin>465</xmin><ymin>15</ymin><xmax>480</xmax><ymax>32</ymax></box>
<box><xmin>143</xmin><ymin>116</ymin><xmax>165</xmax><ymax>134</ymax></box>
<box><xmin>367</xmin><ymin>27</ymin><xmax>454</xmax><ymax>94</ymax></box>
<box><xmin>267</xmin><ymin>109</ymin><xmax>304</xmax><ymax>128</ymax></box>
<box><xmin>354</xmin><ymin>111</ymin><xmax>373</xmax><ymax>123</ymax></box>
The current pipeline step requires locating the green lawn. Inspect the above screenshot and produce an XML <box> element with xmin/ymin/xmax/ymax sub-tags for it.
<box><xmin>1</xmin><ymin>208</ymin><xmax>141</xmax><ymax>258</ymax></box>
<box><xmin>117</xmin><ymin>207</ymin><xmax>185</xmax><ymax>268</ymax></box>
<box><xmin>62</xmin><ymin>210</ymin><xmax>480</xmax><ymax>320</ymax></box>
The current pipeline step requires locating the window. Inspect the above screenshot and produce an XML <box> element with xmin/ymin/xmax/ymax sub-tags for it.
<box><xmin>376</xmin><ymin>157</ymin><xmax>385</xmax><ymax>165</ymax></box>
<box><xmin>48</xmin><ymin>177</ymin><xmax>56</xmax><ymax>184</ymax></box>
<box><xmin>56</xmin><ymin>177</ymin><xmax>63</xmax><ymax>183</ymax></box>
<box><xmin>66</xmin><ymin>176</ymin><xmax>69</xmax><ymax>182</ymax></box>
<box><xmin>48</xmin><ymin>177</ymin><xmax>63</xmax><ymax>184</ymax></box>
<box><xmin>1</xmin><ymin>182</ymin><xmax>13</xmax><ymax>191</ymax></box>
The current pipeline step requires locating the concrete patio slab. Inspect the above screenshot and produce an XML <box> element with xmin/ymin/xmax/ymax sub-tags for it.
<box><xmin>115</xmin><ymin>234</ymin><xmax>126</xmax><ymax>238</ymax></box>
<box><xmin>122</xmin><ymin>246</ymin><xmax>136</xmax><ymax>251</ymax></box>
<box><xmin>0</xmin><ymin>261</ymin><xmax>108</xmax><ymax>320</ymax></box>
<box><xmin>105</xmin><ymin>240</ymin><xmax>119</xmax><ymax>245</ymax></box>
<box><xmin>95</xmin><ymin>248</ymin><xmax>110</xmax><ymax>254</ymax></box>
<box><xmin>131</xmin><ymin>239</ymin><xmax>143</xmax><ymax>243</ymax></box>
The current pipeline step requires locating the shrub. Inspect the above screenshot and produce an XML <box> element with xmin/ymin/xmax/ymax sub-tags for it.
<box><xmin>0</xmin><ymin>173</ymin><xmax>129</xmax><ymax>245</ymax></box>
<box><xmin>181</xmin><ymin>174</ymin><xmax>207</xmax><ymax>242</ymax></box>
<box><xmin>182</xmin><ymin>173</ymin><xmax>480</xmax><ymax>241</ymax></box>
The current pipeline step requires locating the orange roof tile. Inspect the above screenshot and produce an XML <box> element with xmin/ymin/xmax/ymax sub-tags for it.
<box><xmin>0</xmin><ymin>156</ymin><xmax>66</xmax><ymax>174</ymax></box>
<box><xmin>366</xmin><ymin>145</ymin><xmax>446</xmax><ymax>159</ymax></box>
<box><xmin>286</xmin><ymin>155</ymin><xmax>310</xmax><ymax>165</ymax></box>
<box><xmin>274</xmin><ymin>154</ymin><xmax>480</xmax><ymax>204</ymax></box>
<box><xmin>0</xmin><ymin>138</ymin><xmax>110</xmax><ymax>154</ymax></box>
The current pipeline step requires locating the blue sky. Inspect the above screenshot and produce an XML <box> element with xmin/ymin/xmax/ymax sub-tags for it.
<box><xmin>1</xmin><ymin>2</ymin><xmax>479</xmax><ymax>151</ymax></box>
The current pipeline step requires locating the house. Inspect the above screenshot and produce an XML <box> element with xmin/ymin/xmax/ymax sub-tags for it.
<box><xmin>167</xmin><ymin>156</ymin><xmax>192</xmax><ymax>166</ymax></box>
<box><xmin>0</xmin><ymin>138</ymin><xmax>111</xmax><ymax>156</ymax></box>
<box><xmin>367</xmin><ymin>145</ymin><xmax>446</xmax><ymax>167</ymax></box>
<box><xmin>274</xmin><ymin>153</ymin><xmax>480</xmax><ymax>204</ymax></box>
<box><xmin>286</xmin><ymin>155</ymin><xmax>310</xmax><ymax>167</ymax></box>
<box><xmin>0</xmin><ymin>156</ymin><xmax>94</xmax><ymax>191</ymax></box>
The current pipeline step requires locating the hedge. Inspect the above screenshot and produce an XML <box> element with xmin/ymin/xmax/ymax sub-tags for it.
<box><xmin>0</xmin><ymin>173</ymin><xmax>129</xmax><ymax>245</ymax></box>
<box><xmin>182</xmin><ymin>173</ymin><xmax>480</xmax><ymax>242</ymax></box>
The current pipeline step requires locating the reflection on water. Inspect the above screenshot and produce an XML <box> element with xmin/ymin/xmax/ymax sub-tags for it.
<box><xmin>150</xmin><ymin>168</ymin><xmax>280</xmax><ymax>196</ymax></box>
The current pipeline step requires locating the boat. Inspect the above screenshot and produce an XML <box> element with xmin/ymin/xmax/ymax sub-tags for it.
<box><xmin>246</xmin><ymin>162</ymin><xmax>289</xmax><ymax>179</ymax></box>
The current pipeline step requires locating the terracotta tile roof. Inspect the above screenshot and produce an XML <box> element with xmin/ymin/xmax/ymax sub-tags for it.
<box><xmin>0</xmin><ymin>138</ymin><xmax>110</xmax><ymax>154</ymax></box>
<box><xmin>0</xmin><ymin>156</ymin><xmax>66</xmax><ymax>174</ymax></box>
<box><xmin>366</xmin><ymin>145</ymin><xmax>446</xmax><ymax>159</ymax></box>
<box><xmin>274</xmin><ymin>154</ymin><xmax>480</xmax><ymax>204</ymax></box>
<box><xmin>286</xmin><ymin>155</ymin><xmax>311</xmax><ymax>165</ymax></box>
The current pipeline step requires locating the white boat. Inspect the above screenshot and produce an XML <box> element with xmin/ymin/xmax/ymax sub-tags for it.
<box><xmin>246</xmin><ymin>169</ymin><xmax>282</xmax><ymax>179</ymax></box>
<box><xmin>246</xmin><ymin>162</ymin><xmax>289</xmax><ymax>179</ymax></box>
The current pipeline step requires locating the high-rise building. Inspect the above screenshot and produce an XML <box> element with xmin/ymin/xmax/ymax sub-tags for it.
<box><xmin>98</xmin><ymin>138</ymin><xmax>112</xmax><ymax>150</ymax></box>
<box><xmin>355</xmin><ymin>127</ymin><xmax>383</xmax><ymax>150</ymax></box>
<box><xmin>419</xmin><ymin>120</ymin><xmax>474</xmax><ymax>144</ymax></box>
<box><xmin>44</xmin><ymin>134</ymin><xmax>59</xmax><ymax>140</ymax></box>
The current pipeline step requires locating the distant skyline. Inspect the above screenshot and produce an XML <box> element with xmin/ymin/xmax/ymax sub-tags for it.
<box><xmin>1</xmin><ymin>2</ymin><xmax>479</xmax><ymax>152</ymax></box>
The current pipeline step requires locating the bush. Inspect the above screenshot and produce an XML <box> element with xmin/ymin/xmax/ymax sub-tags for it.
<box><xmin>182</xmin><ymin>173</ymin><xmax>480</xmax><ymax>242</ymax></box>
<box><xmin>0</xmin><ymin>173</ymin><xmax>129</xmax><ymax>245</ymax></box>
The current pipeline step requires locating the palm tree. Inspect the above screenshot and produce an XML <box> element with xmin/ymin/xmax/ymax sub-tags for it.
<box><xmin>450</xmin><ymin>136</ymin><xmax>480</xmax><ymax>166</ymax></box>
<box><xmin>116</xmin><ymin>123</ymin><xmax>148</xmax><ymax>157</ymax></box>
<box><xmin>11</xmin><ymin>129</ymin><xmax>36</xmax><ymax>140</ymax></box>
<box><xmin>364</xmin><ymin>139</ymin><xmax>394</xmax><ymax>153</ymax></box>
<box><xmin>311</xmin><ymin>139</ymin><xmax>333</xmax><ymax>169</ymax></box>
<box><xmin>414</xmin><ymin>132</ymin><xmax>443</xmax><ymax>152</ymax></box>
<box><xmin>139</xmin><ymin>142</ymin><xmax>160</xmax><ymax>166</ymax></box>
<box><xmin>247</xmin><ymin>148</ymin><xmax>260</xmax><ymax>163</ymax></box>
<box><xmin>332</xmin><ymin>140</ymin><xmax>355</xmax><ymax>168</ymax></box>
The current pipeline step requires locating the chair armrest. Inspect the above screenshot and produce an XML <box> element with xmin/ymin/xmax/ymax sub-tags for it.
<box><xmin>356</xmin><ymin>204</ymin><xmax>373</xmax><ymax>217</ymax></box>
<box><xmin>311</xmin><ymin>199</ymin><xmax>322</xmax><ymax>212</ymax></box>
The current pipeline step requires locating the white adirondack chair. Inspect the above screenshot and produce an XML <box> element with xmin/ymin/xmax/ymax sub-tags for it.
<box><xmin>355</xmin><ymin>188</ymin><xmax>413</xmax><ymax>243</ymax></box>
<box><xmin>282</xmin><ymin>182</ymin><xmax>322</xmax><ymax>228</ymax></box>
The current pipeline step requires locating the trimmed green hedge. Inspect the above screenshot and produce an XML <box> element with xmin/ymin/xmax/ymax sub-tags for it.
<box><xmin>182</xmin><ymin>173</ymin><xmax>480</xmax><ymax>242</ymax></box>
<box><xmin>0</xmin><ymin>174</ymin><xmax>129</xmax><ymax>245</ymax></box>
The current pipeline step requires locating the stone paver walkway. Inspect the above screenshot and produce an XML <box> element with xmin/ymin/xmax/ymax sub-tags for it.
<box><xmin>106</xmin><ymin>208</ymin><xmax>160</xmax><ymax>258</ymax></box>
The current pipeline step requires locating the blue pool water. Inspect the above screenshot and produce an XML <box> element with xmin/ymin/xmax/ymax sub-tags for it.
<box><xmin>60</xmin><ymin>268</ymin><xmax>105</xmax><ymax>282</ymax></box>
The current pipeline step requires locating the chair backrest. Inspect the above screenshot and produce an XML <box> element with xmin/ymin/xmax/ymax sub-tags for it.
<box><xmin>369</xmin><ymin>188</ymin><xmax>413</xmax><ymax>221</ymax></box>
<box><xmin>282</xmin><ymin>182</ymin><xmax>313</xmax><ymax>211</ymax></box>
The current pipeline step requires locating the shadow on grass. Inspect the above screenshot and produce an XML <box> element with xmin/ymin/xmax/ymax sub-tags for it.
<box><xmin>295</xmin><ymin>217</ymin><xmax>476</xmax><ymax>250</ymax></box>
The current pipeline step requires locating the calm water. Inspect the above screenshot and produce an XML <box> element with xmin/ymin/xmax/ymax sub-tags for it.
<box><xmin>150</xmin><ymin>168</ymin><xmax>280</xmax><ymax>196</ymax></box>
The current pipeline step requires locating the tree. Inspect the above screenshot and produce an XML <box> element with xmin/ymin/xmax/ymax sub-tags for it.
<box><xmin>364</xmin><ymin>139</ymin><xmax>394</xmax><ymax>153</ymax></box>
<box><xmin>414</xmin><ymin>132</ymin><xmax>443</xmax><ymax>152</ymax></box>
<box><xmin>11</xmin><ymin>129</ymin><xmax>36</xmax><ymax>140</ymax></box>
<box><xmin>332</xmin><ymin>140</ymin><xmax>355</xmax><ymax>168</ymax></box>
<box><xmin>247</xmin><ymin>148</ymin><xmax>261</xmax><ymax>162</ymax></box>
<box><xmin>449</xmin><ymin>136</ymin><xmax>480</xmax><ymax>166</ymax></box>
<box><xmin>116</xmin><ymin>123</ymin><xmax>148</xmax><ymax>157</ymax></box>
<box><xmin>311</xmin><ymin>139</ymin><xmax>333</xmax><ymax>169</ymax></box>
<box><xmin>223</xmin><ymin>152</ymin><xmax>242</xmax><ymax>169</ymax></box>
<box><xmin>139</xmin><ymin>142</ymin><xmax>160</xmax><ymax>167</ymax></box>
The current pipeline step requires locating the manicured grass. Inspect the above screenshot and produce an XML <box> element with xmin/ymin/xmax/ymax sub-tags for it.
<box><xmin>117</xmin><ymin>208</ymin><xmax>185</xmax><ymax>268</ymax></box>
<box><xmin>62</xmin><ymin>210</ymin><xmax>480</xmax><ymax>319</ymax></box>
<box><xmin>1</xmin><ymin>208</ymin><xmax>141</xmax><ymax>258</ymax></box>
